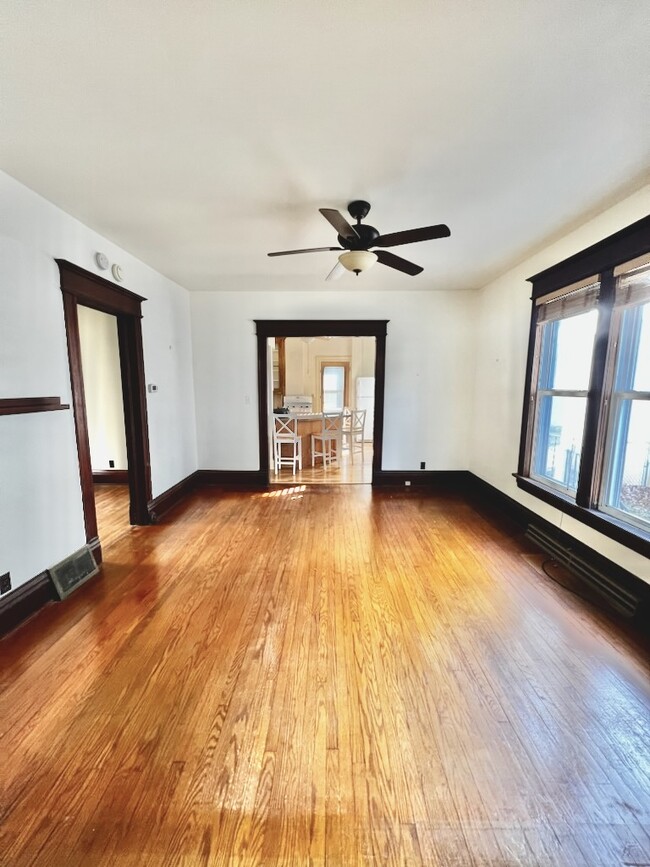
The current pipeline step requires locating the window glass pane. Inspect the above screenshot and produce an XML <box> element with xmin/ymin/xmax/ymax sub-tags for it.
<box><xmin>323</xmin><ymin>366</ymin><xmax>344</xmax><ymax>411</ymax></box>
<box><xmin>541</xmin><ymin>310</ymin><xmax>597</xmax><ymax>390</ymax></box>
<box><xmin>603</xmin><ymin>400</ymin><xmax>650</xmax><ymax>527</ymax></box>
<box><xmin>532</xmin><ymin>396</ymin><xmax>588</xmax><ymax>491</ymax></box>
<box><xmin>630</xmin><ymin>302</ymin><xmax>650</xmax><ymax>391</ymax></box>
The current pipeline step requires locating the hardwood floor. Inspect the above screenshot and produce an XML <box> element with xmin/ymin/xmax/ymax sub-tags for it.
<box><xmin>271</xmin><ymin>442</ymin><xmax>373</xmax><ymax>485</ymax></box>
<box><xmin>94</xmin><ymin>482</ymin><xmax>131</xmax><ymax>549</ymax></box>
<box><xmin>1</xmin><ymin>485</ymin><xmax>649</xmax><ymax>865</ymax></box>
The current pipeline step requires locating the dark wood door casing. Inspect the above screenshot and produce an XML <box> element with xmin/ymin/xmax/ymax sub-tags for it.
<box><xmin>57</xmin><ymin>260</ymin><xmax>153</xmax><ymax>546</ymax></box>
<box><xmin>255</xmin><ymin>320</ymin><xmax>388</xmax><ymax>484</ymax></box>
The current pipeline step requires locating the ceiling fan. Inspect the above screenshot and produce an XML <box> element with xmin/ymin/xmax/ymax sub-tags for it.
<box><xmin>268</xmin><ymin>200</ymin><xmax>450</xmax><ymax>280</ymax></box>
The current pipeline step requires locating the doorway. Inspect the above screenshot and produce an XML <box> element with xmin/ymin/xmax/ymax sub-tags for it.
<box><xmin>78</xmin><ymin>306</ymin><xmax>131</xmax><ymax>548</ymax></box>
<box><xmin>58</xmin><ymin>260</ymin><xmax>152</xmax><ymax>563</ymax></box>
<box><xmin>255</xmin><ymin>320</ymin><xmax>387</xmax><ymax>486</ymax></box>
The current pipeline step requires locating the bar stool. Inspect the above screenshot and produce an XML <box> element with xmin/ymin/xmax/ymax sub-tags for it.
<box><xmin>273</xmin><ymin>414</ymin><xmax>302</xmax><ymax>473</ymax></box>
<box><xmin>311</xmin><ymin>412</ymin><xmax>343</xmax><ymax>467</ymax></box>
<box><xmin>342</xmin><ymin>409</ymin><xmax>366</xmax><ymax>462</ymax></box>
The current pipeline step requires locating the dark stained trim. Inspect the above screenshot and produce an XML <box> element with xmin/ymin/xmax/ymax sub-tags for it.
<box><xmin>0</xmin><ymin>397</ymin><xmax>69</xmax><ymax>416</ymax></box>
<box><xmin>516</xmin><ymin>298</ymin><xmax>539</xmax><ymax>477</ymax></box>
<box><xmin>469</xmin><ymin>473</ymin><xmax>650</xmax><ymax>630</ymax></box>
<box><xmin>575</xmin><ymin>268</ymin><xmax>615</xmax><ymax>508</ymax></box>
<box><xmin>88</xmin><ymin>535</ymin><xmax>103</xmax><ymax>566</ymax></box>
<box><xmin>117</xmin><ymin>315</ymin><xmax>152</xmax><ymax>525</ymax></box>
<box><xmin>0</xmin><ymin>538</ymin><xmax>102</xmax><ymax>638</ymax></box>
<box><xmin>93</xmin><ymin>470</ymin><xmax>129</xmax><ymax>484</ymax></box>
<box><xmin>196</xmin><ymin>470</ymin><xmax>267</xmax><ymax>488</ymax></box>
<box><xmin>58</xmin><ymin>260</ymin><xmax>153</xmax><ymax>539</ymax></box>
<box><xmin>515</xmin><ymin>474</ymin><xmax>650</xmax><ymax>560</ymax></box>
<box><xmin>254</xmin><ymin>320</ymin><xmax>389</xmax><ymax>485</ymax></box>
<box><xmin>0</xmin><ymin>571</ymin><xmax>55</xmax><ymax>638</ymax></box>
<box><xmin>528</xmin><ymin>214</ymin><xmax>650</xmax><ymax>299</ymax></box>
<box><xmin>519</xmin><ymin>217</ymin><xmax>650</xmax><ymax>557</ymax></box>
<box><xmin>55</xmin><ymin>259</ymin><xmax>146</xmax><ymax>315</ymax></box>
<box><xmin>373</xmin><ymin>470</ymin><xmax>472</xmax><ymax>489</ymax></box>
<box><xmin>148</xmin><ymin>471</ymin><xmax>199</xmax><ymax>522</ymax></box>
<box><xmin>62</xmin><ymin>290</ymin><xmax>98</xmax><ymax>543</ymax></box>
<box><xmin>255</xmin><ymin>320</ymin><xmax>389</xmax><ymax>339</ymax></box>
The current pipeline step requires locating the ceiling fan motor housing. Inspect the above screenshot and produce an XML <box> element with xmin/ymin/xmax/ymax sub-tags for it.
<box><xmin>338</xmin><ymin>223</ymin><xmax>379</xmax><ymax>250</ymax></box>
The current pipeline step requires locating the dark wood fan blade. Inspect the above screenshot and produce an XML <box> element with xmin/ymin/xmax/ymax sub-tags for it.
<box><xmin>268</xmin><ymin>246</ymin><xmax>341</xmax><ymax>257</ymax></box>
<box><xmin>374</xmin><ymin>224</ymin><xmax>450</xmax><ymax>247</ymax></box>
<box><xmin>375</xmin><ymin>250</ymin><xmax>423</xmax><ymax>275</ymax></box>
<box><xmin>319</xmin><ymin>208</ymin><xmax>360</xmax><ymax>241</ymax></box>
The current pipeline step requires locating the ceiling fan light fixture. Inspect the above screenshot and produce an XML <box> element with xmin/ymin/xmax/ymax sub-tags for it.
<box><xmin>338</xmin><ymin>250</ymin><xmax>378</xmax><ymax>275</ymax></box>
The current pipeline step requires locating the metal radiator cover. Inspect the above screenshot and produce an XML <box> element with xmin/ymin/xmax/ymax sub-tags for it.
<box><xmin>49</xmin><ymin>546</ymin><xmax>99</xmax><ymax>600</ymax></box>
<box><xmin>525</xmin><ymin>524</ymin><xmax>639</xmax><ymax>618</ymax></box>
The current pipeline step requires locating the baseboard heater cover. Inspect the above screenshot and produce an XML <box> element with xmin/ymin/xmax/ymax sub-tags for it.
<box><xmin>525</xmin><ymin>524</ymin><xmax>639</xmax><ymax>619</ymax></box>
<box><xmin>48</xmin><ymin>545</ymin><xmax>99</xmax><ymax>600</ymax></box>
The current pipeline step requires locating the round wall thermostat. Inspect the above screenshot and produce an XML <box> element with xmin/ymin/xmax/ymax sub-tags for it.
<box><xmin>95</xmin><ymin>252</ymin><xmax>109</xmax><ymax>270</ymax></box>
<box><xmin>112</xmin><ymin>264</ymin><xmax>124</xmax><ymax>282</ymax></box>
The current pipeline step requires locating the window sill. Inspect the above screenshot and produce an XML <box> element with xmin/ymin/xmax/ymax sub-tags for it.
<box><xmin>514</xmin><ymin>474</ymin><xmax>650</xmax><ymax>559</ymax></box>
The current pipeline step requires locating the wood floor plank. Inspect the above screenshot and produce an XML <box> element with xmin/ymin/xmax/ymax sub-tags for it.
<box><xmin>1</xmin><ymin>484</ymin><xmax>648</xmax><ymax>865</ymax></box>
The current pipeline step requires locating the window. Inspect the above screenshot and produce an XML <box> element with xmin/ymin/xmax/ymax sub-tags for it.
<box><xmin>600</xmin><ymin>265</ymin><xmax>650</xmax><ymax>530</ymax></box>
<box><xmin>518</xmin><ymin>215</ymin><xmax>650</xmax><ymax>556</ymax></box>
<box><xmin>321</xmin><ymin>363</ymin><xmax>348</xmax><ymax>412</ymax></box>
<box><xmin>530</xmin><ymin>282</ymin><xmax>599</xmax><ymax>493</ymax></box>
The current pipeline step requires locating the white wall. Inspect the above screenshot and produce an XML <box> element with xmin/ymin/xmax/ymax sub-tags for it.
<box><xmin>0</xmin><ymin>170</ymin><xmax>197</xmax><ymax>593</ymax></box>
<box><xmin>471</xmin><ymin>183</ymin><xmax>650</xmax><ymax>583</ymax></box>
<box><xmin>78</xmin><ymin>307</ymin><xmax>127</xmax><ymax>471</ymax></box>
<box><xmin>191</xmin><ymin>288</ymin><xmax>475</xmax><ymax>472</ymax></box>
<box><xmin>284</xmin><ymin>336</ymin><xmax>376</xmax><ymax>412</ymax></box>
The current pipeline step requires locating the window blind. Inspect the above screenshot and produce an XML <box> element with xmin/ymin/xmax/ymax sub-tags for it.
<box><xmin>535</xmin><ymin>278</ymin><xmax>600</xmax><ymax>323</ymax></box>
<box><xmin>614</xmin><ymin>260</ymin><xmax>650</xmax><ymax>308</ymax></box>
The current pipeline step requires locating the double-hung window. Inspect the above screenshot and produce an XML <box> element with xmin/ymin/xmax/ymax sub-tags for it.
<box><xmin>529</xmin><ymin>280</ymin><xmax>599</xmax><ymax>494</ymax></box>
<box><xmin>600</xmin><ymin>261</ymin><xmax>650</xmax><ymax>531</ymax></box>
<box><xmin>518</xmin><ymin>215</ymin><xmax>650</xmax><ymax>557</ymax></box>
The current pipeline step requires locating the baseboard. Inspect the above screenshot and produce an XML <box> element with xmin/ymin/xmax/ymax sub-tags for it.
<box><xmin>93</xmin><ymin>470</ymin><xmax>128</xmax><ymax>484</ymax></box>
<box><xmin>0</xmin><ymin>571</ymin><xmax>56</xmax><ymax>638</ymax></box>
<box><xmin>372</xmin><ymin>470</ymin><xmax>473</xmax><ymax>489</ymax></box>
<box><xmin>88</xmin><ymin>535</ymin><xmax>102</xmax><ymax>566</ymax></box>
<box><xmin>148</xmin><ymin>471</ymin><xmax>200</xmax><ymax>522</ymax></box>
<box><xmin>196</xmin><ymin>470</ymin><xmax>268</xmax><ymax>488</ymax></box>
<box><xmin>466</xmin><ymin>473</ymin><xmax>650</xmax><ymax>629</ymax></box>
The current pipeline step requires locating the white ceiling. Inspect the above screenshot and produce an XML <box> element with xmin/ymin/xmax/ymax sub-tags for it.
<box><xmin>1</xmin><ymin>0</ymin><xmax>649</xmax><ymax>292</ymax></box>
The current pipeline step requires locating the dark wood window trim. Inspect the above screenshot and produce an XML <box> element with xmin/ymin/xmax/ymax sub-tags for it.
<box><xmin>0</xmin><ymin>397</ymin><xmax>69</xmax><ymax>415</ymax></box>
<box><xmin>57</xmin><ymin>260</ymin><xmax>153</xmax><ymax>543</ymax></box>
<box><xmin>255</xmin><ymin>320</ymin><xmax>388</xmax><ymax>484</ymax></box>
<box><xmin>517</xmin><ymin>215</ymin><xmax>650</xmax><ymax>559</ymax></box>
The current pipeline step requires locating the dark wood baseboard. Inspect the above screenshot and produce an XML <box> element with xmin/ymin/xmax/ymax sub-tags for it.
<box><xmin>0</xmin><ymin>571</ymin><xmax>56</xmax><ymax>638</ymax></box>
<box><xmin>466</xmin><ymin>473</ymin><xmax>650</xmax><ymax>630</ymax></box>
<box><xmin>88</xmin><ymin>535</ymin><xmax>103</xmax><ymax>567</ymax></box>
<box><xmin>4</xmin><ymin>470</ymin><xmax>645</xmax><ymax>640</ymax></box>
<box><xmin>196</xmin><ymin>470</ymin><xmax>268</xmax><ymax>488</ymax></box>
<box><xmin>93</xmin><ymin>470</ymin><xmax>129</xmax><ymax>484</ymax></box>
<box><xmin>0</xmin><ymin>537</ymin><xmax>104</xmax><ymax>639</ymax></box>
<box><xmin>372</xmin><ymin>470</ymin><xmax>472</xmax><ymax>489</ymax></box>
<box><xmin>148</xmin><ymin>471</ymin><xmax>200</xmax><ymax>523</ymax></box>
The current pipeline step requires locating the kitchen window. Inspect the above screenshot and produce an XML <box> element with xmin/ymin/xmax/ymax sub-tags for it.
<box><xmin>321</xmin><ymin>362</ymin><xmax>349</xmax><ymax>412</ymax></box>
<box><xmin>517</xmin><ymin>215</ymin><xmax>650</xmax><ymax>557</ymax></box>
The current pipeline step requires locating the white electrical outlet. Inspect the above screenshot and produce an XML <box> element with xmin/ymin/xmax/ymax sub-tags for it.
<box><xmin>405</xmin><ymin>480</ymin><xmax>411</xmax><ymax>486</ymax></box>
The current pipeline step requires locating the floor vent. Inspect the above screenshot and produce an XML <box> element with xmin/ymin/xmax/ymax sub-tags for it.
<box><xmin>524</xmin><ymin>524</ymin><xmax>639</xmax><ymax>619</ymax></box>
<box><xmin>48</xmin><ymin>546</ymin><xmax>99</xmax><ymax>600</ymax></box>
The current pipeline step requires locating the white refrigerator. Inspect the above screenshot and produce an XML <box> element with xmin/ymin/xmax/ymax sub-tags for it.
<box><xmin>355</xmin><ymin>377</ymin><xmax>375</xmax><ymax>441</ymax></box>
